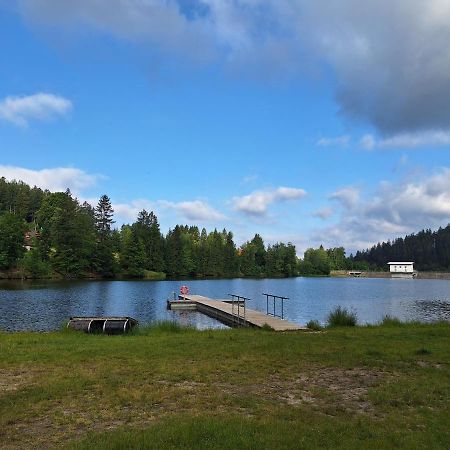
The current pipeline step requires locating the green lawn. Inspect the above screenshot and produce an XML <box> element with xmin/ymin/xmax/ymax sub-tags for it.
<box><xmin>0</xmin><ymin>322</ymin><xmax>449</xmax><ymax>449</ymax></box>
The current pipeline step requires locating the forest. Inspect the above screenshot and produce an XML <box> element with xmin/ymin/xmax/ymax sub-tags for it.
<box><xmin>2</xmin><ymin>177</ymin><xmax>449</xmax><ymax>279</ymax></box>
<box><xmin>0</xmin><ymin>178</ymin><xmax>302</xmax><ymax>279</ymax></box>
<box><xmin>353</xmin><ymin>226</ymin><xmax>450</xmax><ymax>271</ymax></box>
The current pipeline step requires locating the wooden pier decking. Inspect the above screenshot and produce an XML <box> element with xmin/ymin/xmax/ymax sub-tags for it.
<box><xmin>168</xmin><ymin>294</ymin><xmax>307</xmax><ymax>331</ymax></box>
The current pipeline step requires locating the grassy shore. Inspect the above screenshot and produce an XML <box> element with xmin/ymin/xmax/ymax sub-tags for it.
<box><xmin>0</xmin><ymin>322</ymin><xmax>449</xmax><ymax>449</ymax></box>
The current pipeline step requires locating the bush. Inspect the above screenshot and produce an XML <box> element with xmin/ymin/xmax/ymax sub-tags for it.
<box><xmin>327</xmin><ymin>306</ymin><xmax>357</xmax><ymax>327</ymax></box>
<box><xmin>306</xmin><ymin>320</ymin><xmax>322</xmax><ymax>331</ymax></box>
<box><xmin>20</xmin><ymin>249</ymin><xmax>52</xmax><ymax>278</ymax></box>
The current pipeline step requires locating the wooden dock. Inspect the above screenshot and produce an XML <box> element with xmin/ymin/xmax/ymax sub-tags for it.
<box><xmin>168</xmin><ymin>294</ymin><xmax>307</xmax><ymax>331</ymax></box>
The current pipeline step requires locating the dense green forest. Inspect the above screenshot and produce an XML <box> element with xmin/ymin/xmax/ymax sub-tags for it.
<box><xmin>0</xmin><ymin>178</ymin><xmax>304</xmax><ymax>279</ymax></box>
<box><xmin>2</xmin><ymin>177</ymin><xmax>448</xmax><ymax>279</ymax></box>
<box><xmin>353</xmin><ymin>226</ymin><xmax>450</xmax><ymax>271</ymax></box>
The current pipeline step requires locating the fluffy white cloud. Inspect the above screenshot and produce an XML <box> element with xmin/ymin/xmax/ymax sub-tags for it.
<box><xmin>316</xmin><ymin>135</ymin><xmax>350</xmax><ymax>147</ymax></box>
<box><xmin>104</xmin><ymin>199</ymin><xmax>225</xmax><ymax>224</ymax></box>
<box><xmin>159</xmin><ymin>199</ymin><xmax>225</xmax><ymax>222</ymax></box>
<box><xmin>112</xmin><ymin>199</ymin><xmax>157</xmax><ymax>223</ymax></box>
<box><xmin>328</xmin><ymin>186</ymin><xmax>360</xmax><ymax>209</ymax></box>
<box><xmin>233</xmin><ymin>186</ymin><xmax>306</xmax><ymax>216</ymax></box>
<box><xmin>314</xmin><ymin>168</ymin><xmax>450</xmax><ymax>252</ymax></box>
<box><xmin>0</xmin><ymin>93</ymin><xmax>72</xmax><ymax>126</ymax></box>
<box><xmin>13</xmin><ymin>1</ymin><xmax>450</xmax><ymax>134</ymax></box>
<box><xmin>0</xmin><ymin>165</ymin><xmax>98</xmax><ymax>194</ymax></box>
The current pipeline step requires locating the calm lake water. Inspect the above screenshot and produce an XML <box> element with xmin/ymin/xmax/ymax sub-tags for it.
<box><xmin>1</xmin><ymin>277</ymin><xmax>450</xmax><ymax>331</ymax></box>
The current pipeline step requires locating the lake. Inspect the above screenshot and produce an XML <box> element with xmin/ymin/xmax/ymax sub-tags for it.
<box><xmin>1</xmin><ymin>277</ymin><xmax>450</xmax><ymax>331</ymax></box>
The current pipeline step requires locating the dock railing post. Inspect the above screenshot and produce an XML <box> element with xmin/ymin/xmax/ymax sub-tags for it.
<box><xmin>263</xmin><ymin>293</ymin><xmax>289</xmax><ymax>320</ymax></box>
<box><xmin>228</xmin><ymin>294</ymin><xmax>251</xmax><ymax>327</ymax></box>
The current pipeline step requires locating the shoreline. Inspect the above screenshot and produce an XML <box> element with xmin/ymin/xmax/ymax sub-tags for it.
<box><xmin>3</xmin><ymin>272</ymin><xmax>450</xmax><ymax>282</ymax></box>
<box><xmin>330</xmin><ymin>270</ymin><xmax>450</xmax><ymax>280</ymax></box>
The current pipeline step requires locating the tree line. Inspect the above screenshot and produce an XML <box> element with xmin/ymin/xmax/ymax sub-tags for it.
<box><xmin>3</xmin><ymin>177</ymin><xmax>447</xmax><ymax>279</ymax></box>
<box><xmin>353</xmin><ymin>226</ymin><xmax>450</xmax><ymax>271</ymax></box>
<box><xmin>0</xmin><ymin>178</ymin><xmax>300</xmax><ymax>279</ymax></box>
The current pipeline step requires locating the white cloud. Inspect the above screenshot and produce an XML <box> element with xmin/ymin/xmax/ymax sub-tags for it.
<box><xmin>108</xmin><ymin>198</ymin><xmax>226</xmax><ymax>224</ymax></box>
<box><xmin>316</xmin><ymin>135</ymin><xmax>350</xmax><ymax>147</ymax></box>
<box><xmin>360</xmin><ymin>130</ymin><xmax>450</xmax><ymax>150</ymax></box>
<box><xmin>0</xmin><ymin>165</ymin><xmax>99</xmax><ymax>195</ymax></box>
<box><xmin>315</xmin><ymin>168</ymin><xmax>450</xmax><ymax>253</ymax></box>
<box><xmin>233</xmin><ymin>186</ymin><xmax>306</xmax><ymax>216</ymax></box>
<box><xmin>0</xmin><ymin>93</ymin><xmax>72</xmax><ymax>126</ymax></box>
<box><xmin>16</xmin><ymin>0</ymin><xmax>214</xmax><ymax>62</ymax></box>
<box><xmin>311</xmin><ymin>207</ymin><xmax>334</xmax><ymax>220</ymax></box>
<box><xmin>159</xmin><ymin>200</ymin><xmax>225</xmax><ymax>222</ymax></box>
<box><xmin>328</xmin><ymin>186</ymin><xmax>360</xmax><ymax>209</ymax></box>
<box><xmin>360</xmin><ymin>134</ymin><xmax>376</xmax><ymax>150</ymax></box>
<box><xmin>14</xmin><ymin>1</ymin><xmax>450</xmax><ymax>134</ymax></box>
<box><xmin>112</xmin><ymin>199</ymin><xmax>157</xmax><ymax>223</ymax></box>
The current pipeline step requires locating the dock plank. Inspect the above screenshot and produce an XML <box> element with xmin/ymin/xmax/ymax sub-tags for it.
<box><xmin>178</xmin><ymin>294</ymin><xmax>307</xmax><ymax>331</ymax></box>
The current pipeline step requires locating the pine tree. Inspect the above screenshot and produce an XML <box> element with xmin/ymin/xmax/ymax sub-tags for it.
<box><xmin>223</xmin><ymin>231</ymin><xmax>238</xmax><ymax>277</ymax></box>
<box><xmin>95</xmin><ymin>195</ymin><xmax>115</xmax><ymax>238</ymax></box>
<box><xmin>94</xmin><ymin>195</ymin><xmax>116</xmax><ymax>277</ymax></box>
<box><xmin>135</xmin><ymin>209</ymin><xmax>164</xmax><ymax>272</ymax></box>
<box><xmin>120</xmin><ymin>225</ymin><xmax>146</xmax><ymax>277</ymax></box>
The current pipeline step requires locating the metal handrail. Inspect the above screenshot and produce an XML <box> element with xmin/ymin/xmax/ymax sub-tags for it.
<box><xmin>263</xmin><ymin>293</ymin><xmax>289</xmax><ymax>319</ymax></box>
<box><xmin>228</xmin><ymin>294</ymin><xmax>251</xmax><ymax>326</ymax></box>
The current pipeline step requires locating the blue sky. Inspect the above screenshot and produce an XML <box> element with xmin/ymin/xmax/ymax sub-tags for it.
<box><xmin>1</xmin><ymin>1</ymin><xmax>450</xmax><ymax>254</ymax></box>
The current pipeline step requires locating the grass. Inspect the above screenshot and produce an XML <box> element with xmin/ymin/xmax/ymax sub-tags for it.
<box><xmin>327</xmin><ymin>306</ymin><xmax>357</xmax><ymax>327</ymax></box>
<box><xmin>0</xmin><ymin>322</ymin><xmax>449</xmax><ymax>449</ymax></box>
<box><xmin>132</xmin><ymin>320</ymin><xmax>196</xmax><ymax>334</ymax></box>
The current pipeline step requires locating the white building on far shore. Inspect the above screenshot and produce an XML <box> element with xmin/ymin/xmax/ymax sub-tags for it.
<box><xmin>388</xmin><ymin>262</ymin><xmax>416</xmax><ymax>278</ymax></box>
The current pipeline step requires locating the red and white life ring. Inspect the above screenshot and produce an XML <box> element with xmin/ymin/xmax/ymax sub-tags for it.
<box><xmin>180</xmin><ymin>285</ymin><xmax>189</xmax><ymax>296</ymax></box>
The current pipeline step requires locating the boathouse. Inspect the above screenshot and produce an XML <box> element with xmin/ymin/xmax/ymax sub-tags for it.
<box><xmin>388</xmin><ymin>262</ymin><xmax>415</xmax><ymax>278</ymax></box>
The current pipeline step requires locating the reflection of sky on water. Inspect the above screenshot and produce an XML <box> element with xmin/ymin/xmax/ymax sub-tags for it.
<box><xmin>1</xmin><ymin>277</ymin><xmax>450</xmax><ymax>331</ymax></box>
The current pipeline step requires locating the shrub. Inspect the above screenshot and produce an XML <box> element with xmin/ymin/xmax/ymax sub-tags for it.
<box><xmin>327</xmin><ymin>306</ymin><xmax>357</xmax><ymax>327</ymax></box>
<box><xmin>306</xmin><ymin>320</ymin><xmax>322</xmax><ymax>331</ymax></box>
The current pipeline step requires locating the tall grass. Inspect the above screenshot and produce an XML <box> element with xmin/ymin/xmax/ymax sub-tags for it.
<box><xmin>132</xmin><ymin>320</ymin><xmax>196</xmax><ymax>335</ymax></box>
<box><xmin>327</xmin><ymin>306</ymin><xmax>357</xmax><ymax>327</ymax></box>
<box><xmin>379</xmin><ymin>315</ymin><xmax>403</xmax><ymax>326</ymax></box>
<box><xmin>306</xmin><ymin>319</ymin><xmax>322</xmax><ymax>331</ymax></box>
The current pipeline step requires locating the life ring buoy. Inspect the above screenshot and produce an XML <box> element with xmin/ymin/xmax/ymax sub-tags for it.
<box><xmin>180</xmin><ymin>285</ymin><xmax>189</xmax><ymax>296</ymax></box>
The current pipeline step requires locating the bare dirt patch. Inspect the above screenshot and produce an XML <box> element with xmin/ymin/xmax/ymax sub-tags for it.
<box><xmin>0</xmin><ymin>368</ymin><xmax>42</xmax><ymax>394</ymax></box>
<box><xmin>217</xmin><ymin>366</ymin><xmax>390</xmax><ymax>414</ymax></box>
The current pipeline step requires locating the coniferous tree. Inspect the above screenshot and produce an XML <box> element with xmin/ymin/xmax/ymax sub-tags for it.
<box><xmin>135</xmin><ymin>209</ymin><xmax>165</xmax><ymax>272</ymax></box>
<box><xmin>223</xmin><ymin>231</ymin><xmax>238</xmax><ymax>277</ymax></box>
<box><xmin>94</xmin><ymin>195</ymin><xmax>116</xmax><ymax>277</ymax></box>
<box><xmin>95</xmin><ymin>195</ymin><xmax>115</xmax><ymax>237</ymax></box>
<box><xmin>120</xmin><ymin>225</ymin><xmax>146</xmax><ymax>277</ymax></box>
